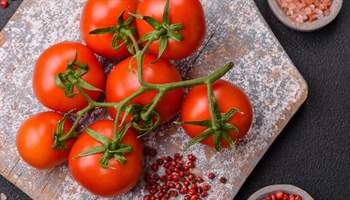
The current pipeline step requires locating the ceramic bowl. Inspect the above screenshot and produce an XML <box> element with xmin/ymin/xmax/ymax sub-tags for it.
<box><xmin>248</xmin><ymin>184</ymin><xmax>314</xmax><ymax>200</ymax></box>
<box><xmin>267</xmin><ymin>0</ymin><xmax>343</xmax><ymax>32</ymax></box>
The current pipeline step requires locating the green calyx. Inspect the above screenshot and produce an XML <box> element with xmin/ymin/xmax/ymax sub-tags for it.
<box><xmin>176</xmin><ymin>89</ymin><xmax>240</xmax><ymax>152</ymax></box>
<box><xmin>55</xmin><ymin>52</ymin><xmax>101</xmax><ymax>98</ymax></box>
<box><xmin>132</xmin><ymin>0</ymin><xmax>184</xmax><ymax>61</ymax></box>
<box><xmin>77</xmin><ymin>128</ymin><xmax>133</xmax><ymax>168</ymax></box>
<box><xmin>52</xmin><ymin>111</ymin><xmax>78</xmax><ymax>150</ymax></box>
<box><xmin>116</xmin><ymin>103</ymin><xmax>161</xmax><ymax>138</ymax></box>
<box><xmin>90</xmin><ymin>11</ymin><xmax>137</xmax><ymax>54</ymax></box>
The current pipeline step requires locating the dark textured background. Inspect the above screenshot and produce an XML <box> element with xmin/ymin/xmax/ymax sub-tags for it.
<box><xmin>1</xmin><ymin>1</ymin><xmax>349</xmax><ymax>199</ymax></box>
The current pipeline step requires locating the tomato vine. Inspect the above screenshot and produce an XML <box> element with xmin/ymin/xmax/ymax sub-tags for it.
<box><xmin>53</xmin><ymin>0</ymin><xmax>237</xmax><ymax>167</ymax></box>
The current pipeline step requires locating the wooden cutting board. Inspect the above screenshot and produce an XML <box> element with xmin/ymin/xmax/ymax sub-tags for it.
<box><xmin>0</xmin><ymin>0</ymin><xmax>308</xmax><ymax>199</ymax></box>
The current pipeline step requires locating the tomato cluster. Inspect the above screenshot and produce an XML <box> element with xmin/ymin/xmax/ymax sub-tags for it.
<box><xmin>16</xmin><ymin>0</ymin><xmax>253</xmax><ymax>198</ymax></box>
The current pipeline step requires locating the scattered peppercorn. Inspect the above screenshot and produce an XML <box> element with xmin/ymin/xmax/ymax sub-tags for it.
<box><xmin>207</xmin><ymin>172</ymin><xmax>216</xmax><ymax>180</ymax></box>
<box><xmin>143</xmin><ymin>148</ymin><xmax>213</xmax><ymax>199</ymax></box>
<box><xmin>148</xmin><ymin>148</ymin><xmax>158</xmax><ymax>157</ymax></box>
<box><xmin>219</xmin><ymin>177</ymin><xmax>227</xmax><ymax>184</ymax></box>
<box><xmin>187</xmin><ymin>154</ymin><xmax>196</xmax><ymax>161</ymax></box>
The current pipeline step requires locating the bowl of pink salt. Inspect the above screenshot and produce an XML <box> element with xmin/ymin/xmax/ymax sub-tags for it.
<box><xmin>268</xmin><ymin>0</ymin><xmax>343</xmax><ymax>32</ymax></box>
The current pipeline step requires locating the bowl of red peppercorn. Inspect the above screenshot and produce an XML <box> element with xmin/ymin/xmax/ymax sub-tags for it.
<box><xmin>248</xmin><ymin>184</ymin><xmax>313</xmax><ymax>200</ymax></box>
<box><xmin>268</xmin><ymin>0</ymin><xmax>343</xmax><ymax>32</ymax></box>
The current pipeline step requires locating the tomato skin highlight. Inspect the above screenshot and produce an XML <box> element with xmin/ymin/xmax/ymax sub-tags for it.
<box><xmin>68</xmin><ymin>120</ymin><xmax>143</xmax><ymax>197</ymax></box>
<box><xmin>105</xmin><ymin>54</ymin><xmax>184</xmax><ymax>124</ymax></box>
<box><xmin>33</xmin><ymin>42</ymin><xmax>105</xmax><ymax>112</ymax></box>
<box><xmin>181</xmin><ymin>80</ymin><xmax>253</xmax><ymax>148</ymax></box>
<box><xmin>136</xmin><ymin>0</ymin><xmax>206</xmax><ymax>60</ymax></box>
<box><xmin>16</xmin><ymin>112</ymin><xmax>74</xmax><ymax>169</ymax></box>
<box><xmin>80</xmin><ymin>0</ymin><xmax>139</xmax><ymax>60</ymax></box>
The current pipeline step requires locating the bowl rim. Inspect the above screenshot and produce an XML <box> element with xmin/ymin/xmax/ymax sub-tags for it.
<box><xmin>267</xmin><ymin>0</ymin><xmax>343</xmax><ymax>32</ymax></box>
<box><xmin>247</xmin><ymin>184</ymin><xmax>314</xmax><ymax>200</ymax></box>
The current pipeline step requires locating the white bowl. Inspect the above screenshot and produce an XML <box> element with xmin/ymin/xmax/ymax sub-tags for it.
<box><xmin>248</xmin><ymin>184</ymin><xmax>314</xmax><ymax>200</ymax></box>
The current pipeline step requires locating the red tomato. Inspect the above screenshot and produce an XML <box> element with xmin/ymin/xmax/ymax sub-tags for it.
<box><xmin>106</xmin><ymin>54</ymin><xmax>183</xmax><ymax>124</ymax></box>
<box><xmin>68</xmin><ymin>120</ymin><xmax>143</xmax><ymax>197</ymax></box>
<box><xmin>81</xmin><ymin>0</ymin><xmax>138</xmax><ymax>60</ymax></box>
<box><xmin>33</xmin><ymin>42</ymin><xmax>105</xmax><ymax>112</ymax></box>
<box><xmin>181</xmin><ymin>80</ymin><xmax>253</xmax><ymax>148</ymax></box>
<box><xmin>16</xmin><ymin>112</ymin><xmax>74</xmax><ymax>169</ymax></box>
<box><xmin>136</xmin><ymin>0</ymin><xmax>206</xmax><ymax>60</ymax></box>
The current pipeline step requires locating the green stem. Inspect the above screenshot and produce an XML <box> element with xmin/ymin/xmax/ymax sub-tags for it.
<box><xmin>135</xmin><ymin>39</ymin><xmax>155</xmax><ymax>86</ymax></box>
<box><xmin>144</xmin><ymin>62</ymin><xmax>233</xmax><ymax>91</ymax></box>
<box><xmin>94</xmin><ymin>102</ymin><xmax>118</xmax><ymax>108</ymax></box>
<box><xmin>206</xmin><ymin>83</ymin><xmax>219</xmax><ymax>130</ymax></box>
<box><xmin>123</xmin><ymin>29</ymin><xmax>140</xmax><ymax>52</ymax></box>
<box><xmin>58</xmin><ymin>104</ymin><xmax>94</xmax><ymax>142</ymax></box>
<box><xmin>76</xmin><ymin>85</ymin><xmax>94</xmax><ymax>104</ymax></box>
<box><xmin>112</xmin><ymin>87</ymin><xmax>146</xmax><ymax>141</ymax></box>
<box><xmin>141</xmin><ymin>90</ymin><xmax>165</xmax><ymax>121</ymax></box>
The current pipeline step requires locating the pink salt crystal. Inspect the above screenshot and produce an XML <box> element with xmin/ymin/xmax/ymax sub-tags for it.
<box><xmin>276</xmin><ymin>0</ymin><xmax>333</xmax><ymax>23</ymax></box>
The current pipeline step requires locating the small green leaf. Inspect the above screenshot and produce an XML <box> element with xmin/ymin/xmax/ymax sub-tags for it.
<box><xmin>114</xmin><ymin>154</ymin><xmax>127</xmax><ymax>165</ymax></box>
<box><xmin>109</xmin><ymin>145</ymin><xmax>133</xmax><ymax>154</ymax></box>
<box><xmin>67</xmin><ymin>50</ymin><xmax>78</xmax><ymax>66</ymax></box>
<box><xmin>124</xmin><ymin>15</ymin><xmax>134</xmax><ymax>26</ymax></box>
<box><xmin>127</xmin><ymin>57</ymin><xmax>137</xmax><ymax>74</ymax></box>
<box><xmin>55</xmin><ymin>74</ymin><xmax>66</xmax><ymax>89</ymax></box>
<box><xmin>163</xmin><ymin>0</ymin><xmax>170</xmax><ymax>25</ymax></box>
<box><xmin>222</xmin><ymin>131</ymin><xmax>237</xmax><ymax>152</ymax></box>
<box><xmin>73</xmin><ymin>62</ymin><xmax>89</xmax><ymax>71</ymax></box>
<box><xmin>214</xmin><ymin>131</ymin><xmax>222</xmax><ymax>151</ymax></box>
<box><xmin>129</xmin><ymin>13</ymin><xmax>144</xmax><ymax>19</ymax></box>
<box><xmin>111</xmin><ymin>32</ymin><xmax>121</xmax><ymax>49</ymax></box>
<box><xmin>77</xmin><ymin>79</ymin><xmax>101</xmax><ymax>92</ymax></box>
<box><xmin>126</xmin><ymin>42</ymin><xmax>135</xmax><ymax>55</ymax></box>
<box><xmin>118</xmin><ymin>10</ymin><xmax>126</xmax><ymax>25</ymax></box>
<box><xmin>118</xmin><ymin>122</ymin><xmax>133</xmax><ymax>142</ymax></box>
<box><xmin>170</xmin><ymin>23</ymin><xmax>183</xmax><ymax>31</ymax></box>
<box><xmin>221</xmin><ymin>108</ymin><xmax>239</xmax><ymax>122</ymax></box>
<box><xmin>136</xmin><ymin>111</ymin><xmax>160</xmax><ymax>138</ymax></box>
<box><xmin>211</xmin><ymin>93</ymin><xmax>222</xmax><ymax>120</ymax></box>
<box><xmin>168</xmin><ymin>31</ymin><xmax>183</xmax><ymax>42</ymax></box>
<box><xmin>77</xmin><ymin>146</ymin><xmax>106</xmax><ymax>158</ymax></box>
<box><xmin>129</xmin><ymin>26</ymin><xmax>138</xmax><ymax>36</ymax></box>
<box><xmin>174</xmin><ymin>120</ymin><xmax>212</xmax><ymax>127</ymax></box>
<box><xmin>143</xmin><ymin>16</ymin><xmax>162</xmax><ymax>29</ymax></box>
<box><xmin>86</xmin><ymin>128</ymin><xmax>110</xmax><ymax>145</ymax></box>
<box><xmin>154</xmin><ymin>35</ymin><xmax>168</xmax><ymax>62</ymax></box>
<box><xmin>74</xmin><ymin>68</ymin><xmax>88</xmax><ymax>78</ymax></box>
<box><xmin>140</xmin><ymin>32</ymin><xmax>156</xmax><ymax>43</ymax></box>
<box><xmin>89</xmin><ymin>26</ymin><xmax>116</xmax><ymax>35</ymax></box>
<box><xmin>120</xmin><ymin>34</ymin><xmax>132</xmax><ymax>52</ymax></box>
<box><xmin>100</xmin><ymin>151</ymin><xmax>111</xmax><ymax>168</ymax></box>
<box><xmin>223</xmin><ymin>123</ymin><xmax>240</xmax><ymax>133</ymax></box>
<box><xmin>186</xmin><ymin>128</ymin><xmax>213</xmax><ymax>149</ymax></box>
<box><xmin>64</xmin><ymin>83</ymin><xmax>75</xmax><ymax>98</ymax></box>
<box><xmin>54</xmin><ymin>112</ymin><xmax>70</xmax><ymax>137</ymax></box>
<box><xmin>120</xmin><ymin>105</ymin><xmax>134</xmax><ymax>126</ymax></box>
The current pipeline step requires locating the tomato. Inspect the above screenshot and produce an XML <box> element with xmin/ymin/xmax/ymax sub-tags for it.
<box><xmin>136</xmin><ymin>0</ymin><xmax>206</xmax><ymax>60</ymax></box>
<box><xmin>106</xmin><ymin>54</ymin><xmax>183</xmax><ymax>124</ymax></box>
<box><xmin>81</xmin><ymin>0</ymin><xmax>138</xmax><ymax>60</ymax></box>
<box><xmin>33</xmin><ymin>42</ymin><xmax>105</xmax><ymax>112</ymax></box>
<box><xmin>68</xmin><ymin>120</ymin><xmax>143</xmax><ymax>197</ymax></box>
<box><xmin>181</xmin><ymin>80</ymin><xmax>253</xmax><ymax>148</ymax></box>
<box><xmin>16</xmin><ymin>112</ymin><xmax>73</xmax><ymax>169</ymax></box>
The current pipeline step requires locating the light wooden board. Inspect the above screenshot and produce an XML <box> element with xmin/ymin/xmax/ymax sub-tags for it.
<box><xmin>0</xmin><ymin>0</ymin><xmax>308</xmax><ymax>199</ymax></box>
